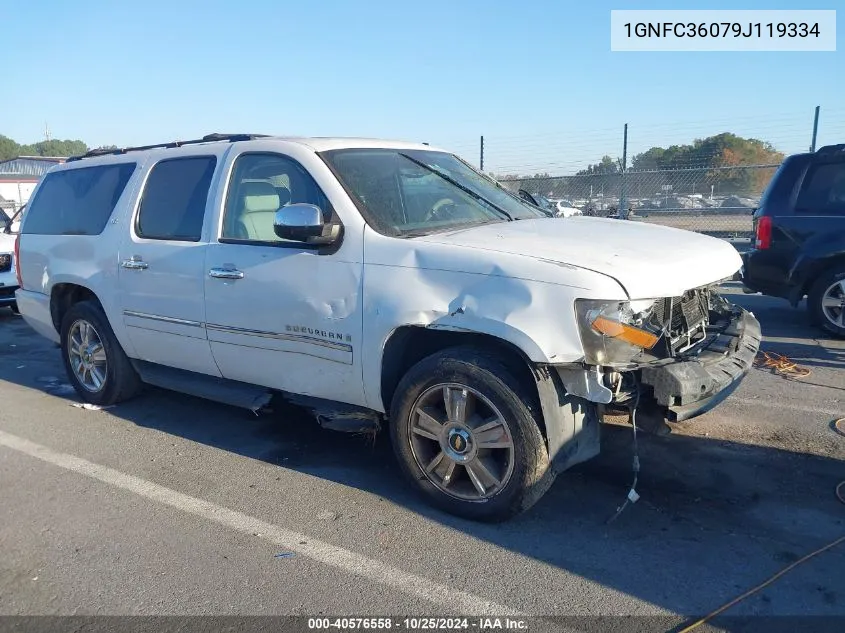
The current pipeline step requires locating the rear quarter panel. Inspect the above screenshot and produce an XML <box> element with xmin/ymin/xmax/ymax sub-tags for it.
<box><xmin>17</xmin><ymin>159</ymin><xmax>148</xmax><ymax>355</ymax></box>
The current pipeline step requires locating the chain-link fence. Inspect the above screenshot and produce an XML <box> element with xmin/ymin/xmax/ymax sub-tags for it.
<box><xmin>498</xmin><ymin>163</ymin><xmax>780</xmax><ymax>241</ymax></box>
<box><xmin>0</xmin><ymin>200</ymin><xmax>23</xmax><ymax>224</ymax></box>
<box><xmin>440</xmin><ymin>110</ymin><xmax>845</xmax><ymax>241</ymax></box>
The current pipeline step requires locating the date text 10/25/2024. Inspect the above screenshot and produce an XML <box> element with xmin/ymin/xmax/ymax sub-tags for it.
<box><xmin>308</xmin><ymin>618</ymin><xmax>529</xmax><ymax>631</ymax></box>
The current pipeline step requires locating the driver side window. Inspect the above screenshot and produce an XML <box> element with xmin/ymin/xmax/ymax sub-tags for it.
<box><xmin>221</xmin><ymin>153</ymin><xmax>334</xmax><ymax>243</ymax></box>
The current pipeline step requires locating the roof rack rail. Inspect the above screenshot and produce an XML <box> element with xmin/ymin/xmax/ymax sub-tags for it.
<box><xmin>816</xmin><ymin>144</ymin><xmax>845</xmax><ymax>154</ymax></box>
<box><xmin>66</xmin><ymin>133</ymin><xmax>271</xmax><ymax>162</ymax></box>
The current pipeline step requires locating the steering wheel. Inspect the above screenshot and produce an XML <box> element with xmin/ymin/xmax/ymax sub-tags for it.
<box><xmin>424</xmin><ymin>197</ymin><xmax>458</xmax><ymax>222</ymax></box>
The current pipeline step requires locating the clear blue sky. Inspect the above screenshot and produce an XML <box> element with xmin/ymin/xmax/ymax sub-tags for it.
<box><xmin>2</xmin><ymin>0</ymin><xmax>842</xmax><ymax>173</ymax></box>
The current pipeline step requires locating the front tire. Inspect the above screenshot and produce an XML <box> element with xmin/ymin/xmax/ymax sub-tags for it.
<box><xmin>808</xmin><ymin>268</ymin><xmax>845</xmax><ymax>338</ymax></box>
<box><xmin>9</xmin><ymin>302</ymin><xmax>20</xmax><ymax>315</ymax></box>
<box><xmin>60</xmin><ymin>300</ymin><xmax>143</xmax><ymax>405</ymax></box>
<box><xmin>389</xmin><ymin>346</ymin><xmax>554</xmax><ymax>522</ymax></box>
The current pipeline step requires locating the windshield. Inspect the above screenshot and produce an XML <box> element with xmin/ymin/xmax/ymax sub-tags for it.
<box><xmin>319</xmin><ymin>148</ymin><xmax>547</xmax><ymax>236</ymax></box>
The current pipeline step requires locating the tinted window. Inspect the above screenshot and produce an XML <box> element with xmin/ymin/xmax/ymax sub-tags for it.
<box><xmin>796</xmin><ymin>161</ymin><xmax>845</xmax><ymax>215</ymax></box>
<box><xmin>221</xmin><ymin>153</ymin><xmax>334</xmax><ymax>243</ymax></box>
<box><xmin>137</xmin><ymin>157</ymin><xmax>217</xmax><ymax>241</ymax></box>
<box><xmin>22</xmin><ymin>163</ymin><xmax>136</xmax><ymax>235</ymax></box>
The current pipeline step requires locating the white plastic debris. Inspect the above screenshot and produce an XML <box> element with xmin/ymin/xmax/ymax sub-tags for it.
<box><xmin>71</xmin><ymin>403</ymin><xmax>113</xmax><ymax>411</ymax></box>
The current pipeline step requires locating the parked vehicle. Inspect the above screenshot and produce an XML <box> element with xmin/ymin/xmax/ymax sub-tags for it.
<box><xmin>3</xmin><ymin>204</ymin><xmax>25</xmax><ymax>236</ymax></box>
<box><xmin>554</xmin><ymin>199</ymin><xmax>582</xmax><ymax>218</ymax></box>
<box><xmin>742</xmin><ymin>144</ymin><xmax>845</xmax><ymax>337</ymax></box>
<box><xmin>516</xmin><ymin>190</ymin><xmax>555</xmax><ymax>216</ymax></box>
<box><xmin>0</xmin><ymin>209</ymin><xmax>20</xmax><ymax>314</ymax></box>
<box><xmin>15</xmin><ymin>134</ymin><xmax>760</xmax><ymax>521</ymax></box>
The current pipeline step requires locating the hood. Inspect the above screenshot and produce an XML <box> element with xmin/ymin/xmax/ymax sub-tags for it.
<box><xmin>416</xmin><ymin>217</ymin><xmax>742</xmax><ymax>299</ymax></box>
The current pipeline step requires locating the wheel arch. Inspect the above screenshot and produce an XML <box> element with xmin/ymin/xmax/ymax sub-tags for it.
<box><xmin>791</xmin><ymin>251</ymin><xmax>845</xmax><ymax>304</ymax></box>
<box><xmin>380</xmin><ymin>325</ymin><xmax>602</xmax><ymax>476</ymax></box>
<box><xmin>50</xmin><ymin>283</ymin><xmax>103</xmax><ymax>333</ymax></box>
<box><xmin>380</xmin><ymin>326</ymin><xmax>543</xmax><ymax>431</ymax></box>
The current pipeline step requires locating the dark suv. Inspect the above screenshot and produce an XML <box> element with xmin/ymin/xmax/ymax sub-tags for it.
<box><xmin>742</xmin><ymin>144</ymin><xmax>845</xmax><ymax>337</ymax></box>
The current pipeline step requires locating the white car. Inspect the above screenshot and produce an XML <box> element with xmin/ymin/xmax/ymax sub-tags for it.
<box><xmin>14</xmin><ymin>134</ymin><xmax>760</xmax><ymax>521</ymax></box>
<box><xmin>554</xmin><ymin>201</ymin><xmax>583</xmax><ymax>218</ymax></box>
<box><xmin>0</xmin><ymin>211</ymin><xmax>20</xmax><ymax>314</ymax></box>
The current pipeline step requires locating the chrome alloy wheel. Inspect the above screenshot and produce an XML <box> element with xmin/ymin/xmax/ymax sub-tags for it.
<box><xmin>67</xmin><ymin>319</ymin><xmax>108</xmax><ymax>393</ymax></box>
<box><xmin>407</xmin><ymin>383</ymin><xmax>515</xmax><ymax>501</ymax></box>
<box><xmin>821</xmin><ymin>279</ymin><xmax>845</xmax><ymax>328</ymax></box>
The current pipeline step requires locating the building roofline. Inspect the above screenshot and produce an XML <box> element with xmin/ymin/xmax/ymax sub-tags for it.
<box><xmin>0</xmin><ymin>156</ymin><xmax>67</xmax><ymax>162</ymax></box>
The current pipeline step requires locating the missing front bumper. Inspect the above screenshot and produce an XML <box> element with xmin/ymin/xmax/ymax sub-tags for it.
<box><xmin>639</xmin><ymin>308</ymin><xmax>762</xmax><ymax>422</ymax></box>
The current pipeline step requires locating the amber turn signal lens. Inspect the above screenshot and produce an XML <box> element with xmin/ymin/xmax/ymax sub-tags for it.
<box><xmin>591</xmin><ymin>316</ymin><xmax>659</xmax><ymax>349</ymax></box>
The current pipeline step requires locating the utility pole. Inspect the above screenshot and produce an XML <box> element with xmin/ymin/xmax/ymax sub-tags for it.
<box><xmin>810</xmin><ymin>105</ymin><xmax>820</xmax><ymax>152</ymax></box>
<box><xmin>620</xmin><ymin>123</ymin><xmax>628</xmax><ymax>218</ymax></box>
<box><xmin>480</xmin><ymin>135</ymin><xmax>484</xmax><ymax>171</ymax></box>
<box><xmin>44</xmin><ymin>122</ymin><xmax>51</xmax><ymax>141</ymax></box>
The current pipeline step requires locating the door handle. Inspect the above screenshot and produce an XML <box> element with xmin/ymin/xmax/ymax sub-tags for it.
<box><xmin>209</xmin><ymin>267</ymin><xmax>244</xmax><ymax>280</ymax></box>
<box><xmin>121</xmin><ymin>257</ymin><xmax>148</xmax><ymax>270</ymax></box>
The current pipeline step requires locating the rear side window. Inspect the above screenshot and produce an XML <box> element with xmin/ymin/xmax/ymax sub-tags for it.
<box><xmin>136</xmin><ymin>156</ymin><xmax>217</xmax><ymax>241</ymax></box>
<box><xmin>795</xmin><ymin>161</ymin><xmax>845</xmax><ymax>215</ymax></box>
<box><xmin>22</xmin><ymin>163</ymin><xmax>136</xmax><ymax>235</ymax></box>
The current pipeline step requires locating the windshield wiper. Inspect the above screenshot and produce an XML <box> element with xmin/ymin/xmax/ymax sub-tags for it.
<box><xmin>400</xmin><ymin>219</ymin><xmax>498</xmax><ymax>238</ymax></box>
<box><xmin>398</xmin><ymin>153</ymin><xmax>513</xmax><ymax>221</ymax></box>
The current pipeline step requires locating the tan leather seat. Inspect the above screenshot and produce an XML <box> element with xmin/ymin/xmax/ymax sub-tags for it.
<box><xmin>236</xmin><ymin>181</ymin><xmax>280</xmax><ymax>241</ymax></box>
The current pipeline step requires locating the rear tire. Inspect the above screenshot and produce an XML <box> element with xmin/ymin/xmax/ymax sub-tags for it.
<box><xmin>808</xmin><ymin>268</ymin><xmax>845</xmax><ymax>338</ymax></box>
<box><xmin>9</xmin><ymin>302</ymin><xmax>20</xmax><ymax>315</ymax></box>
<box><xmin>389</xmin><ymin>346</ymin><xmax>554</xmax><ymax>522</ymax></box>
<box><xmin>60</xmin><ymin>300</ymin><xmax>143</xmax><ymax>405</ymax></box>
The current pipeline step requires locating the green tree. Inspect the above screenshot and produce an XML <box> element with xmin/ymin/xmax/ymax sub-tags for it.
<box><xmin>633</xmin><ymin>133</ymin><xmax>782</xmax><ymax>168</ymax></box>
<box><xmin>0</xmin><ymin>135</ymin><xmax>21</xmax><ymax>162</ymax></box>
<box><xmin>19</xmin><ymin>139</ymin><xmax>89</xmax><ymax>157</ymax></box>
<box><xmin>629</xmin><ymin>133</ymin><xmax>785</xmax><ymax>196</ymax></box>
<box><xmin>576</xmin><ymin>155</ymin><xmax>620</xmax><ymax>176</ymax></box>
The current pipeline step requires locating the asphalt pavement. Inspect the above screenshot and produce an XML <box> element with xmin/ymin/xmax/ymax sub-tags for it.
<box><xmin>1</xmin><ymin>284</ymin><xmax>843</xmax><ymax>626</ymax></box>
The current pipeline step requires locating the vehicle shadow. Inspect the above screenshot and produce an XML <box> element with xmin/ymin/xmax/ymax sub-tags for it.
<box><xmin>50</xmin><ymin>384</ymin><xmax>845</xmax><ymax>621</ymax></box>
<box><xmin>2</xmin><ymin>309</ymin><xmax>844</xmax><ymax>621</ymax></box>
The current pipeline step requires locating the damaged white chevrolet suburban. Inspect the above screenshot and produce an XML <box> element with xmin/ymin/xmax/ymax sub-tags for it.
<box><xmin>14</xmin><ymin>134</ymin><xmax>761</xmax><ymax>521</ymax></box>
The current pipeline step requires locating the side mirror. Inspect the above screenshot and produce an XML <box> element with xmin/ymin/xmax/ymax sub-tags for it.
<box><xmin>273</xmin><ymin>203</ymin><xmax>340</xmax><ymax>245</ymax></box>
<box><xmin>518</xmin><ymin>189</ymin><xmax>538</xmax><ymax>206</ymax></box>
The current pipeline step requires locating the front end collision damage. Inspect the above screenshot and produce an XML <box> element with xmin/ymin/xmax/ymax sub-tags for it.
<box><xmin>552</xmin><ymin>300</ymin><xmax>762</xmax><ymax>423</ymax></box>
<box><xmin>359</xmin><ymin>226</ymin><xmax>756</xmax><ymax>475</ymax></box>
<box><xmin>531</xmin><ymin>365</ymin><xmax>602</xmax><ymax>474</ymax></box>
<box><xmin>360</xmin><ymin>237</ymin><xmax>629</xmax><ymax>471</ymax></box>
<box><xmin>640</xmin><ymin>308</ymin><xmax>761</xmax><ymax>421</ymax></box>
<box><xmin>525</xmin><ymin>301</ymin><xmax>761</xmax><ymax>473</ymax></box>
<box><xmin>363</xmin><ymin>230</ymin><xmax>629</xmax><ymax>412</ymax></box>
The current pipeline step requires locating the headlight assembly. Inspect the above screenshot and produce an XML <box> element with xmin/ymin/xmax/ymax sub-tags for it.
<box><xmin>575</xmin><ymin>298</ymin><xmax>665</xmax><ymax>366</ymax></box>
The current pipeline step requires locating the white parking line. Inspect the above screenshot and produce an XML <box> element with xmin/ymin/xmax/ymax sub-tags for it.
<box><xmin>0</xmin><ymin>429</ymin><xmax>524</xmax><ymax>617</ymax></box>
<box><xmin>729</xmin><ymin>397</ymin><xmax>843</xmax><ymax>418</ymax></box>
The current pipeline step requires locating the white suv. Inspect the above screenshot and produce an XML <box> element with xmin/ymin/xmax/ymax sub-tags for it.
<box><xmin>14</xmin><ymin>134</ymin><xmax>761</xmax><ymax>521</ymax></box>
